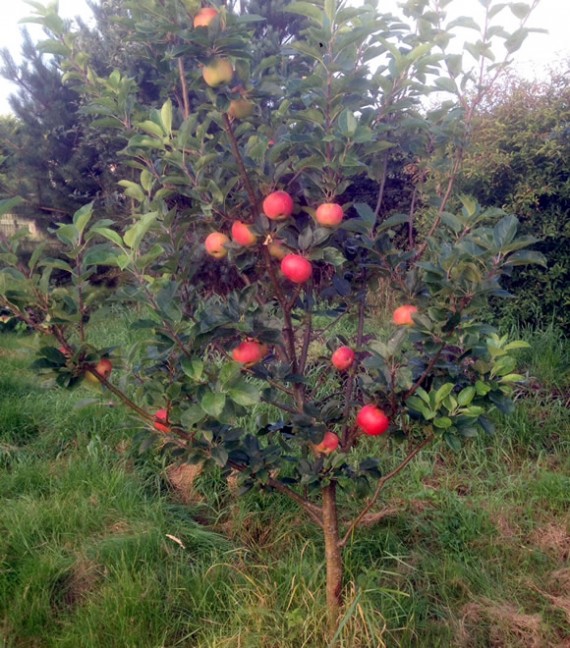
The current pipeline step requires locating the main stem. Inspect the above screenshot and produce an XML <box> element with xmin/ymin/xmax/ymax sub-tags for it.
<box><xmin>322</xmin><ymin>482</ymin><xmax>343</xmax><ymax>632</ymax></box>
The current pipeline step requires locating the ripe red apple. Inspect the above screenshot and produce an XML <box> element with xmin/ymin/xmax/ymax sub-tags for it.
<box><xmin>315</xmin><ymin>203</ymin><xmax>344</xmax><ymax>227</ymax></box>
<box><xmin>228</xmin><ymin>98</ymin><xmax>254</xmax><ymax>119</ymax></box>
<box><xmin>153</xmin><ymin>408</ymin><xmax>171</xmax><ymax>434</ymax></box>
<box><xmin>202</xmin><ymin>58</ymin><xmax>233</xmax><ymax>87</ymax></box>
<box><xmin>262</xmin><ymin>191</ymin><xmax>294</xmax><ymax>220</ymax></box>
<box><xmin>205</xmin><ymin>232</ymin><xmax>229</xmax><ymax>258</ymax></box>
<box><xmin>231</xmin><ymin>221</ymin><xmax>257</xmax><ymax>247</ymax></box>
<box><xmin>313</xmin><ymin>431</ymin><xmax>340</xmax><ymax>455</ymax></box>
<box><xmin>356</xmin><ymin>404</ymin><xmax>390</xmax><ymax>436</ymax></box>
<box><xmin>58</xmin><ymin>346</ymin><xmax>71</xmax><ymax>358</ymax></box>
<box><xmin>393</xmin><ymin>304</ymin><xmax>418</xmax><ymax>326</ymax></box>
<box><xmin>193</xmin><ymin>7</ymin><xmax>218</xmax><ymax>28</ymax></box>
<box><xmin>280</xmin><ymin>254</ymin><xmax>313</xmax><ymax>284</ymax></box>
<box><xmin>85</xmin><ymin>358</ymin><xmax>113</xmax><ymax>384</ymax></box>
<box><xmin>232</xmin><ymin>340</ymin><xmax>268</xmax><ymax>366</ymax></box>
<box><xmin>331</xmin><ymin>346</ymin><xmax>355</xmax><ymax>371</ymax></box>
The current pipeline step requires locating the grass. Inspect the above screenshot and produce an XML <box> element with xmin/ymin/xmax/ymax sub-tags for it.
<box><xmin>0</xmin><ymin>316</ymin><xmax>569</xmax><ymax>647</ymax></box>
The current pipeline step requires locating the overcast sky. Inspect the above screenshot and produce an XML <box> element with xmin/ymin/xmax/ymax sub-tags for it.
<box><xmin>0</xmin><ymin>0</ymin><xmax>569</xmax><ymax>115</ymax></box>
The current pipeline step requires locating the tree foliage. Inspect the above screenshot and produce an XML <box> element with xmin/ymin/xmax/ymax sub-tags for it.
<box><xmin>460</xmin><ymin>68</ymin><xmax>570</xmax><ymax>331</ymax></box>
<box><xmin>0</xmin><ymin>30</ymin><xmax>123</xmax><ymax>226</ymax></box>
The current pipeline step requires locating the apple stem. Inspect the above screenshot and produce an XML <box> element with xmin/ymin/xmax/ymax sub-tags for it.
<box><xmin>322</xmin><ymin>481</ymin><xmax>343</xmax><ymax>632</ymax></box>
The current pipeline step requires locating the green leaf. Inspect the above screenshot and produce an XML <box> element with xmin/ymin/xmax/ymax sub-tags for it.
<box><xmin>123</xmin><ymin>212</ymin><xmax>158</xmax><ymax>250</ymax></box>
<box><xmin>499</xmin><ymin>373</ymin><xmax>525</xmax><ymax>383</ymax></box>
<box><xmin>434</xmin><ymin>416</ymin><xmax>453</xmax><ymax>429</ymax></box>
<box><xmin>211</xmin><ymin>446</ymin><xmax>229</xmax><ymax>467</ymax></box>
<box><xmin>140</xmin><ymin>169</ymin><xmax>154</xmax><ymax>193</ymax></box>
<box><xmin>118</xmin><ymin>180</ymin><xmax>145</xmax><ymax>203</ymax></box>
<box><xmin>493</xmin><ymin>214</ymin><xmax>518</xmax><ymax>247</ymax></box>
<box><xmin>137</xmin><ymin>120</ymin><xmax>165</xmax><ymax>138</ymax></box>
<box><xmin>201</xmin><ymin>391</ymin><xmax>226</xmax><ymax>418</ymax></box>
<box><xmin>503</xmin><ymin>340</ymin><xmax>530</xmax><ymax>352</ymax></box>
<box><xmin>443</xmin><ymin>432</ymin><xmax>462</xmax><ymax>451</ymax></box>
<box><xmin>490</xmin><ymin>355</ymin><xmax>517</xmax><ymax>378</ymax></box>
<box><xmin>376</xmin><ymin>212</ymin><xmax>409</xmax><ymax>233</ymax></box>
<box><xmin>0</xmin><ymin>196</ymin><xmax>25</xmax><ymax>216</ymax></box>
<box><xmin>434</xmin><ymin>77</ymin><xmax>458</xmax><ymax>93</ymax></box>
<box><xmin>72</xmin><ymin>202</ymin><xmax>94</xmax><ymax>237</ymax></box>
<box><xmin>353</xmin><ymin>203</ymin><xmax>376</xmax><ymax>229</ymax></box>
<box><xmin>504</xmin><ymin>28</ymin><xmax>528</xmax><ymax>54</ymax></box>
<box><xmin>55</xmin><ymin>224</ymin><xmax>79</xmax><ymax>247</ymax></box>
<box><xmin>504</xmin><ymin>250</ymin><xmax>547</xmax><ymax>268</ymax></box>
<box><xmin>459</xmin><ymin>194</ymin><xmax>479</xmax><ymax>218</ymax></box>
<box><xmin>475</xmin><ymin>380</ymin><xmax>492</xmax><ymax>396</ymax></box>
<box><xmin>228</xmin><ymin>381</ymin><xmax>260</xmax><ymax>407</ymax></box>
<box><xmin>90</xmin><ymin>227</ymin><xmax>123</xmax><ymax>247</ymax></box>
<box><xmin>509</xmin><ymin>3</ymin><xmax>530</xmax><ymax>19</ymax></box>
<box><xmin>337</xmin><ymin>109</ymin><xmax>357</xmax><ymax>136</ymax></box>
<box><xmin>28</xmin><ymin>241</ymin><xmax>48</xmax><ymax>271</ymax></box>
<box><xmin>285</xmin><ymin>2</ymin><xmax>323</xmax><ymax>25</ymax></box>
<box><xmin>181</xmin><ymin>358</ymin><xmax>204</xmax><ymax>382</ymax></box>
<box><xmin>160</xmin><ymin>99</ymin><xmax>173</xmax><ymax>136</ymax></box>
<box><xmin>445</xmin><ymin>54</ymin><xmax>463</xmax><ymax>77</ymax></box>
<box><xmin>180</xmin><ymin>405</ymin><xmax>206</xmax><ymax>428</ymax></box>
<box><xmin>435</xmin><ymin>383</ymin><xmax>455</xmax><ymax>407</ymax></box>
<box><xmin>448</xmin><ymin>16</ymin><xmax>480</xmax><ymax>31</ymax></box>
<box><xmin>83</xmin><ymin>244</ymin><xmax>121</xmax><ymax>267</ymax></box>
<box><xmin>457</xmin><ymin>386</ymin><xmax>476</xmax><ymax>407</ymax></box>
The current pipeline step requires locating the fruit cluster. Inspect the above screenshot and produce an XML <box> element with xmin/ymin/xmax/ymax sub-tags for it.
<box><xmin>204</xmin><ymin>190</ymin><xmax>346</xmax><ymax>284</ymax></box>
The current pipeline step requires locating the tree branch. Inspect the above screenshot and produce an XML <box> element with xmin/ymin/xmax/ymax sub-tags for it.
<box><xmin>339</xmin><ymin>434</ymin><xmax>434</xmax><ymax>547</ymax></box>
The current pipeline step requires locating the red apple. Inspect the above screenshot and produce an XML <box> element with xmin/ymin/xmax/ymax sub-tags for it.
<box><xmin>356</xmin><ymin>404</ymin><xmax>390</xmax><ymax>436</ymax></box>
<box><xmin>205</xmin><ymin>232</ymin><xmax>229</xmax><ymax>258</ymax></box>
<box><xmin>85</xmin><ymin>358</ymin><xmax>113</xmax><ymax>384</ymax></box>
<box><xmin>193</xmin><ymin>7</ymin><xmax>218</xmax><ymax>28</ymax></box>
<box><xmin>232</xmin><ymin>340</ymin><xmax>268</xmax><ymax>366</ymax></box>
<box><xmin>280</xmin><ymin>254</ymin><xmax>313</xmax><ymax>284</ymax></box>
<box><xmin>202</xmin><ymin>58</ymin><xmax>233</xmax><ymax>87</ymax></box>
<box><xmin>313</xmin><ymin>431</ymin><xmax>340</xmax><ymax>455</ymax></box>
<box><xmin>393</xmin><ymin>304</ymin><xmax>418</xmax><ymax>326</ymax></box>
<box><xmin>58</xmin><ymin>346</ymin><xmax>71</xmax><ymax>358</ymax></box>
<box><xmin>262</xmin><ymin>191</ymin><xmax>294</xmax><ymax>220</ymax></box>
<box><xmin>315</xmin><ymin>203</ymin><xmax>344</xmax><ymax>227</ymax></box>
<box><xmin>231</xmin><ymin>221</ymin><xmax>257</xmax><ymax>247</ymax></box>
<box><xmin>331</xmin><ymin>346</ymin><xmax>355</xmax><ymax>371</ymax></box>
<box><xmin>153</xmin><ymin>408</ymin><xmax>171</xmax><ymax>434</ymax></box>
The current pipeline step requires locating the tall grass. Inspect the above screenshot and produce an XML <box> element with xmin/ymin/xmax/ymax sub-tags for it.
<box><xmin>0</xmin><ymin>319</ymin><xmax>568</xmax><ymax>646</ymax></box>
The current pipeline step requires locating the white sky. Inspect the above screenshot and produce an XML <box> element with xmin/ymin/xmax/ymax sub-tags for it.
<box><xmin>0</xmin><ymin>0</ymin><xmax>569</xmax><ymax>115</ymax></box>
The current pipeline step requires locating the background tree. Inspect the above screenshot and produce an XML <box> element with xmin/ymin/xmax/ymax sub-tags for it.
<box><xmin>0</xmin><ymin>30</ymin><xmax>123</xmax><ymax>227</ymax></box>
<box><xmin>459</xmin><ymin>67</ymin><xmax>570</xmax><ymax>332</ymax></box>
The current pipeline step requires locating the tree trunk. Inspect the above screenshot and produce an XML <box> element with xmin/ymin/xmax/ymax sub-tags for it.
<box><xmin>322</xmin><ymin>481</ymin><xmax>343</xmax><ymax>633</ymax></box>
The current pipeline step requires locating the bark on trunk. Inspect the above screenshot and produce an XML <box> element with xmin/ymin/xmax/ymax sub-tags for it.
<box><xmin>322</xmin><ymin>481</ymin><xmax>343</xmax><ymax>633</ymax></box>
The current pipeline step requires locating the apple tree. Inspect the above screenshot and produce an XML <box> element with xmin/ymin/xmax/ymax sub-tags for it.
<box><xmin>0</xmin><ymin>0</ymin><xmax>546</xmax><ymax>633</ymax></box>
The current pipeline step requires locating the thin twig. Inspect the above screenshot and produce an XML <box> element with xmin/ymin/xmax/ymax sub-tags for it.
<box><xmin>177</xmin><ymin>57</ymin><xmax>190</xmax><ymax>120</ymax></box>
<box><xmin>341</xmin><ymin>293</ymin><xmax>366</xmax><ymax>448</ymax></box>
<box><xmin>339</xmin><ymin>434</ymin><xmax>434</xmax><ymax>547</ymax></box>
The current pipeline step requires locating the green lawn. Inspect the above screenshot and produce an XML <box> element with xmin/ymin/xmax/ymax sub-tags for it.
<box><xmin>0</xmin><ymin>321</ymin><xmax>568</xmax><ymax>647</ymax></box>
